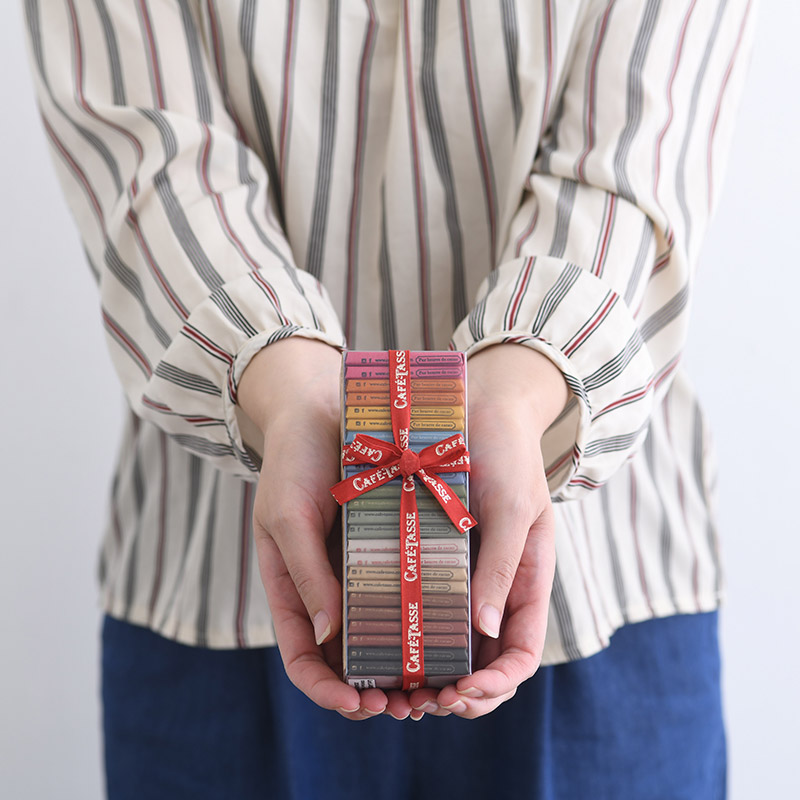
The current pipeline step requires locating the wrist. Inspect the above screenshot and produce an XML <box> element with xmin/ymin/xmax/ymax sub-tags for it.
<box><xmin>467</xmin><ymin>343</ymin><xmax>569</xmax><ymax>437</ymax></box>
<box><xmin>237</xmin><ymin>338</ymin><xmax>342</xmax><ymax>437</ymax></box>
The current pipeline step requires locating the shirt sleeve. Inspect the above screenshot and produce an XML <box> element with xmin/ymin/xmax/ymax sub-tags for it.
<box><xmin>451</xmin><ymin>0</ymin><xmax>757</xmax><ymax>501</ymax></box>
<box><xmin>24</xmin><ymin>0</ymin><xmax>345</xmax><ymax>479</ymax></box>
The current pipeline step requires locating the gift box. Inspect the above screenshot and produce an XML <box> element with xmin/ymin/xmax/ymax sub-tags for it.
<box><xmin>330</xmin><ymin>350</ymin><xmax>475</xmax><ymax>690</ymax></box>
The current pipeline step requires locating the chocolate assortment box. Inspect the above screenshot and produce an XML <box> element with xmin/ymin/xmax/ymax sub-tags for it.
<box><xmin>330</xmin><ymin>351</ymin><xmax>475</xmax><ymax>690</ymax></box>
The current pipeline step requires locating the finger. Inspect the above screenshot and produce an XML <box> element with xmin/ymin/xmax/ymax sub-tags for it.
<box><xmin>456</xmin><ymin>508</ymin><xmax>555</xmax><ymax>701</ymax></box>
<box><xmin>469</xmin><ymin>496</ymin><xmax>532</xmax><ymax>639</ymax></box>
<box><xmin>255</xmin><ymin>533</ymin><xmax>364</xmax><ymax>713</ymax></box>
<box><xmin>256</xmin><ymin>495</ymin><xmax>343</xmax><ymax>645</ymax></box>
<box><xmin>384</xmin><ymin>691</ymin><xmax>413</xmax><ymax>720</ymax></box>
<box><xmin>438</xmin><ymin>687</ymin><xmax>518</xmax><ymax>719</ymax></box>
<box><xmin>408</xmin><ymin>688</ymin><xmax>451</xmax><ymax>717</ymax></box>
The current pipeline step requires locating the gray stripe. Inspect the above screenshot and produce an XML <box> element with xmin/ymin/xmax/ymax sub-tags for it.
<box><xmin>154</xmin><ymin>362</ymin><xmax>222</xmax><ymax>396</ymax></box>
<box><xmin>459</xmin><ymin>0</ymin><xmax>499</xmax><ymax>263</ymax></box>
<box><xmin>122</xmin><ymin>435</ymin><xmax>146</xmax><ymax>618</ymax></box>
<box><xmin>235</xmin><ymin>138</ymin><xmax>323</xmax><ymax>332</ymax></box>
<box><xmin>537</xmin><ymin>93</ymin><xmax>566</xmax><ymax>174</ymax></box>
<box><xmin>584</xmin><ymin>428</ymin><xmax>643</xmax><ymax>457</ymax></box>
<box><xmin>692</xmin><ymin>402</ymin><xmax>722</xmax><ymax>595</ymax></box>
<box><xmin>467</xmin><ymin>268</ymin><xmax>499</xmax><ymax>341</ymax></box>
<box><xmin>240</xmin><ymin>0</ymin><xmax>285</xmax><ymax>228</ymax></box>
<box><xmin>600</xmin><ymin>487</ymin><xmax>628</xmax><ymax>620</ymax></box>
<box><xmin>640</xmin><ymin>283</ymin><xmax>689</xmax><ymax>341</ymax></box>
<box><xmin>159</xmin><ymin>453</ymin><xmax>203</xmax><ymax>632</ymax></box>
<box><xmin>623</xmin><ymin>217</ymin><xmax>655</xmax><ymax>305</ymax></box>
<box><xmin>548</xmin><ymin>179</ymin><xmax>577</xmax><ymax>258</ymax></box>
<box><xmin>500</xmin><ymin>0</ymin><xmax>522</xmax><ymax>132</ymax></box>
<box><xmin>178</xmin><ymin>0</ymin><xmax>212</xmax><ymax>124</ymax></box>
<box><xmin>644</xmin><ymin>427</ymin><xmax>678</xmax><ymax>609</ymax></box>
<box><xmin>578</xmin><ymin>2</ymin><xmax>617</xmax><ymax>175</ymax></box>
<box><xmin>26</xmin><ymin>0</ymin><xmax>124</xmax><ymax>195</ymax></box>
<box><xmin>195</xmin><ymin>473</ymin><xmax>219</xmax><ymax>647</ymax></box>
<box><xmin>532</xmin><ymin>262</ymin><xmax>582</xmax><ymax>335</ymax></box>
<box><xmin>551</xmin><ymin>566</ymin><xmax>582</xmax><ymax>661</ymax></box>
<box><xmin>105</xmin><ymin>243</ymin><xmax>171</xmax><ymax>348</ymax></box>
<box><xmin>583</xmin><ymin>332</ymin><xmax>645</xmax><ymax>392</ymax></box>
<box><xmin>677</xmin><ymin>0</ymin><xmax>728</xmax><ymax>250</ymax></box>
<box><xmin>92</xmin><ymin>0</ymin><xmax>126</xmax><ymax>104</ymax></box>
<box><xmin>306</xmin><ymin>0</ymin><xmax>340</xmax><ymax>281</ymax></box>
<box><xmin>169</xmin><ymin>435</ymin><xmax>236</xmax><ymax>459</ymax></box>
<box><xmin>613</xmin><ymin>0</ymin><xmax>662</xmax><ymax>203</ymax></box>
<box><xmin>421</xmin><ymin>0</ymin><xmax>467</xmax><ymax>325</ymax></box>
<box><xmin>234</xmin><ymin>484</ymin><xmax>255</xmax><ymax>644</ymax></box>
<box><xmin>138</xmin><ymin>108</ymin><xmax>225</xmax><ymax>290</ymax></box>
<box><xmin>344</xmin><ymin>0</ymin><xmax>379</xmax><ymax>344</ymax></box>
<box><xmin>135</xmin><ymin>0</ymin><xmax>164</xmax><ymax>107</ymax></box>
<box><xmin>378</xmin><ymin>184</ymin><xmax>398</xmax><ymax>350</ymax></box>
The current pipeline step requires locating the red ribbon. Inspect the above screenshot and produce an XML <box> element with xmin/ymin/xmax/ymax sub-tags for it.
<box><xmin>331</xmin><ymin>350</ymin><xmax>476</xmax><ymax>690</ymax></box>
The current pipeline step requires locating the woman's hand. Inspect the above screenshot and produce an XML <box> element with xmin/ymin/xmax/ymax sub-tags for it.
<box><xmin>238</xmin><ymin>338</ymin><xmax>414</xmax><ymax>720</ymax></box>
<box><xmin>408</xmin><ymin>344</ymin><xmax>568</xmax><ymax>719</ymax></box>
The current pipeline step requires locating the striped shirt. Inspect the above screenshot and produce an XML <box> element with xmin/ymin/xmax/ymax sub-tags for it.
<box><xmin>25</xmin><ymin>0</ymin><xmax>756</xmax><ymax>663</ymax></box>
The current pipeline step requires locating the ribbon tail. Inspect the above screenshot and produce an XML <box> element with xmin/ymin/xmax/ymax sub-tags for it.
<box><xmin>416</xmin><ymin>469</ymin><xmax>477</xmax><ymax>533</ymax></box>
<box><xmin>400</xmin><ymin>477</ymin><xmax>425</xmax><ymax>690</ymax></box>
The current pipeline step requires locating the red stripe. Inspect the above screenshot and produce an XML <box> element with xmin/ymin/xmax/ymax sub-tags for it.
<box><xmin>654</xmin><ymin>0</ymin><xmax>698</xmax><ymax>200</ymax></box>
<box><xmin>66</xmin><ymin>0</ymin><xmax>141</xmax><ymax>196</ymax></box>
<box><xmin>196</xmin><ymin>124</ymin><xmax>288</xmax><ymax>324</ymax></box>
<box><xmin>576</xmin><ymin>1</ymin><xmax>615</xmax><ymax>182</ymax></box>
<box><xmin>568</xmin><ymin>528</ymin><xmax>604</xmax><ymax>649</ymax></box>
<box><xmin>102</xmin><ymin>310</ymin><xmax>152</xmax><ymax>376</ymax></box>
<box><xmin>593</xmin><ymin>195</ymin><xmax>616</xmax><ymax>277</ymax></box>
<box><xmin>181</xmin><ymin>326</ymin><xmax>233</xmax><ymax>364</ymax></box>
<box><xmin>545</xmin><ymin>448</ymin><xmax>574</xmax><ymax>480</ymax></box>
<box><xmin>345</xmin><ymin>0</ymin><xmax>377</xmax><ymax>342</ymax></box>
<box><xmin>629</xmin><ymin>471</ymin><xmax>655</xmax><ymax>616</ymax></box>
<box><xmin>460</xmin><ymin>0</ymin><xmax>496</xmax><ymax>259</ymax></box>
<box><xmin>514</xmin><ymin>206</ymin><xmax>539</xmax><ymax>257</ymax></box>
<box><xmin>505</xmin><ymin>257</ymin><xmax>534</xmax><ymax>328</ymax></box>
<box><xmin>127</xmin><ymin>209</ymin><xmax>190</xmax><ymax>318</ymax></box>
<box><xmin>403</xmin><ymin>0</ymin><xmax>432</xmax><ymax>348</ymax></box>
<box><xmin>663</xmin><ymin>400</ymin><xmax>701</xmax><ymax>611</ymax></box>
<box><xmin>568</xmin><ymin>475</ymin><xmax>603</xmax><ymax>490</ymax></box>
<box><xmin>137</xmin><ymin>0</ymin><xmax>166</xmax><ymax>109</ymax></box>
<box><xmin>563</xmin><ymin>293</ymin><xmax>617</xmax><ymax>356</ymax></box>
<box><xmin>708</xmin><ymin>0</ymin><xmax>752</xmax><ymax>211</ymax></box>
<box><xmin>43</xmin><ymin>119</ymin><xmax>105</xmax><ymax>227</ymax></box>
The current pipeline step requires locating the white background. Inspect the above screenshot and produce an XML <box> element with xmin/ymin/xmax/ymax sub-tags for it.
<box><xmin>1</xmin><ymin>2</ymin><xmax>797</xmax><ymax>798</ymax></box>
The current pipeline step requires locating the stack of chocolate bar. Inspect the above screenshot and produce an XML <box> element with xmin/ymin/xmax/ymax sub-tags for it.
<box><xmin>340</xmin><ymin>351</ymin><xmax>472</xmax><ymax>690</ymax></box>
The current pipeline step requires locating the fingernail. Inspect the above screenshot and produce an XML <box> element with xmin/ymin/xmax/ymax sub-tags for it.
<box><xmin>457</xmin><ymin>686</ymin><xmax>484</xmax><ymax>698</ymax></box>
<box><xmin>412</xmin><ymin>701</ymin><xmax>438</xmax><ymax>714</ymax></box>
<box><xmin>336</xmin><ymin>706</ymin><xmax>360</xmax><ymax>714</ymax></box>
<box><xmin>410</xmin><ymin>710</ymin><xmax>425</xmax><ymax>721</ymax></box>
<box><xmin>313</xmin><ymin>610</ymin><xmax>331</xmax><ymax>645</ymax></box>
<box><xmin>362</xmin><ymin>707</ymin><xmax>385</xmax><ymax>716</ymax></box>
<box><xmin>389</xmin><ymin>710</ymin><xmax>410</xmax><ymax>721</ymax></box>
<box><xmin>478</xmin><ymin>604</ymin><xmax>501</xmax><ymax>638</ymax></box>
<box><xmin>440</xmin><ymin>700</ymin><xmax>467</xmax><ymax>713</ymax></box>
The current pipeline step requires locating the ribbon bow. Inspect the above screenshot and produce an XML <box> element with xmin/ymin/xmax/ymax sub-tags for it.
<box><xmin>330</xmin><ymin>350</ymin><xmax>477</xmax><ymax>690</ymax></box>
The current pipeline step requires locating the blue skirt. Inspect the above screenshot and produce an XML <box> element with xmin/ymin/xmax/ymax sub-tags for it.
<box><xmin>102</xmin><ymin>612</ymin><xmax>725</xmax><ymax>800</ymax></box>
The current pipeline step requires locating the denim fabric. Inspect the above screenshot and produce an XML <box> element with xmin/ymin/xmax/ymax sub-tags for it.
<box><xmin>102</xmin><ymin>612</ymin><xmax>725</xmax><ymax>800</ymax></box>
